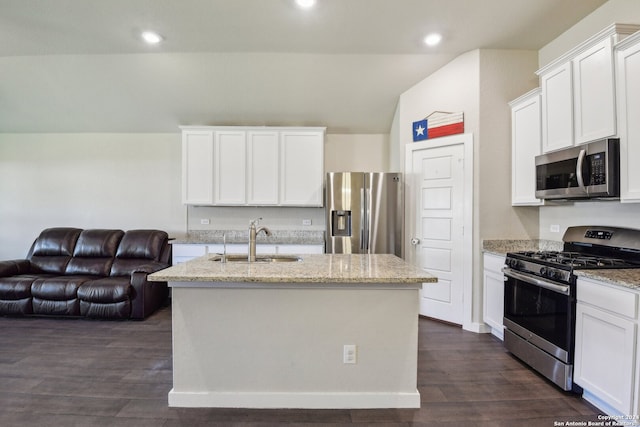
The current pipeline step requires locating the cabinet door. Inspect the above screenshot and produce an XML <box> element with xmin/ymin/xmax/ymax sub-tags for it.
<box><xmin>247</xmin><ymin>131</ymin><xmax>279</xmax><ymax>205</ymax></box>
<box><xmin>482</xmin><ymin>253</ymin><xmax>506</xmax><ymax>340</ymax></box>
<box><xmin>280</xmin><ymin>131</ymin><xmax>324</xmax><ymax>206</ymax></box>
<box><xmin>182</xmin><ymin>130</ymin><xmax>214</xmax><ymax>204</ymax></box>
<box><xmin>541</xmin><ymin>62</ymin><xmax>573</xmax><ymax>153</ymax></box>
<box><xmin>575</xmin><ymin>302</ymin><xmax>636</xmax><ymax>414</ymax></box>
<box><xmin>510</xmin><ymin>90</ymin><xmax>544</xmax><ymax>206</ymax></box>
<box><xmin>214</xmin><ymin>130</ymin><xmax>246</xmax><ymax>205</ymax></box>
<box><xmin>573</xmin><ymin>37</ymin><xmax>616</xmax><ymax>144</ymax></box>
<box><xmin>617</xmin><ymin>34</ymin><xmax>640</xmax><ymax>203</ymax></box>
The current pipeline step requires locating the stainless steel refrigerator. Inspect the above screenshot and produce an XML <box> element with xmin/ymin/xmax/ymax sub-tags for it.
<box><xmin>325</xmin><ymin>172</ymin><xmax>403</xmax><ymax>256</ymax></box>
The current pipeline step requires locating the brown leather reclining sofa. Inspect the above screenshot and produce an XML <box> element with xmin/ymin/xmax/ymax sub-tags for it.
<box><xmin>0</xmin><ymin>227</ymin><xmax>171</xmax><ymax>319</ymax></box>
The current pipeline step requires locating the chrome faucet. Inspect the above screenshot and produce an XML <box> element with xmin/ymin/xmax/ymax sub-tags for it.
<box><xmin>248</xmin><ymin>217</ymin><xmax>272</xmax><ymax>262</ymax></box>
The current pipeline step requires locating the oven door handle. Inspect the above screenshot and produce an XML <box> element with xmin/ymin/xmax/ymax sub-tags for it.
<box><xmin>502</xmin><ymin>267</ymin><xmax>571</xmax><ymax>295</ymax></box>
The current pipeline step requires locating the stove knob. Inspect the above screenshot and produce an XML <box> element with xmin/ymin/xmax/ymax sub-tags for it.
<box><xmin>548</xmin><ymin>270</ymin><xmax>559</xmax><ymax>280</ymax></box>
<box><xmin>508</xmin><ymin>259</ymin><xmax>520</xmax><ymax>269</ymax></box>
<box><xmin>539</xmin><ymin>267</ymin><xmax>547</xmax><ymax>276</ymax></box>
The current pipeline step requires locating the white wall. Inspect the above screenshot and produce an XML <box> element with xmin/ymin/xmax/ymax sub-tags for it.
<box><xmin>324</xmin><ymin>134</ymin><xmax>391</xmax><ymax>172</ymax></box>
<box><xmin>537</xmin><ymin>0</ymin><xmax>640</xmax><ymax>239</ymax></box>
<box><xmin>539</xmin><ymin>0</ymin><xmax>640</xmax><ymax>67</ymax></box>
<box><xmin>0</xmin><ymin>132</ymin><xmax>388</xmax><ymax>257</ymax></box>
<box><xmin>0</xmin><ymin>133</ymin><xmax>185</xmax><ymax>259</ymax></box>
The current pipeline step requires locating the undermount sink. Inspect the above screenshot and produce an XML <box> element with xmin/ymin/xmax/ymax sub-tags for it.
<box><xmin>209</xmin><ymin>254</ymin><xmax>302</xmax><ymax>263</ymax></box>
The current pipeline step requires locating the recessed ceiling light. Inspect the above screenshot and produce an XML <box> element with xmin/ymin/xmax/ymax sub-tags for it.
<box><xmin>295</xmin><ymin>0</ymin><xmax>316</xmax><ymax>9</ymax></box>
<box><xmin>424</xmin><ymin>33</ymin><xmax>442</xmax><ymax>47</ymax></box>
<box><xmin>141</xmin><ymin>31</ymin><xmax>163</xmax><ymax>45</ymax></box>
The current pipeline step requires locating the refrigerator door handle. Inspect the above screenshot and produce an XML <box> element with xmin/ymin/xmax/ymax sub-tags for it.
<box><xmin>360</xmin><ymin>187</ymin><xmax>366</xmax><ymax>250</ymax></box>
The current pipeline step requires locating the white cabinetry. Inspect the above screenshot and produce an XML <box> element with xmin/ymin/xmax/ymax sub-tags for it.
<box><xmin>537</xmin><ymin>24</ymin><xmax>639</xmax><ymax>153</ymax></box>
<box><xmin>280</xmin><ymin>130</ymin><xmax>324</xmax><ymax>206</ymax></box>
<box><xmin>573</xmin><ymin>37</ymin><xmax>616</xmax><ymax>144</ymax></box>
<box><xmin>214</xmin><ymin>130</ymin><xmax>246</xmax><ymax>205</ymax></box>
<box><xmin>575</xmin><ymin>277</ymin><xmax>638</xmax><ymax>416</ymax></box>
<box><xmin>182</xmin><ymin>130</ymin><xmax>214</xmax><ymax>204</ymax></box>
<box><xmin>247</xmin><ymin>131</ymin><xmax>279</xmax><ymax>205</ymax></box>
<box><xmin>616</xmin><ymin>32</ymin><xmax>640</xmax><ymax>203</ymax></box>
<box><xmin>509</xmin><ymin>89</ymin><xmax>544</xmax><ymax>206</ymax></box>
<box><xmin>181</xmin><ymin>126</ymin><xmax>325</xmax><ymax>206</ymax></box>
<box><xmin>483</xmin><ymin>252</ymin><xmax>506</xmax><ymax>340</ymax></box>
<box><xmin>540</xmin><ymin>62</ymin><xmax>573</xmax><ymax>152</ymax></box>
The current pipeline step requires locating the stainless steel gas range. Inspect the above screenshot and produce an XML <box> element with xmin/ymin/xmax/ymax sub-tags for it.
<box><xmin>502</xmin><ymin>226</ymin><xmax>640</xmax><ymax>392</ymax></box>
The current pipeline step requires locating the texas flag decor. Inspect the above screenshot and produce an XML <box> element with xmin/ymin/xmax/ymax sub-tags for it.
<box><xmin>412</xmin><ymin>111</ymin><xmax>464</xmax><ymax>141</ymax></box>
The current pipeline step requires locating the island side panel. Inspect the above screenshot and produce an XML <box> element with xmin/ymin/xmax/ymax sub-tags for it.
<box><xmin>170</xmin><ymin>284</ymin><xmax>420</xmax><ymax>409</ymax></box>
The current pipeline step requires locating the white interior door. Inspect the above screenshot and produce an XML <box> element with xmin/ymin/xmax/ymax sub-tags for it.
<box><xmin>412</xmin><ymin>143</ymin><xmax>465</xmax><ymax>324</ymax></box>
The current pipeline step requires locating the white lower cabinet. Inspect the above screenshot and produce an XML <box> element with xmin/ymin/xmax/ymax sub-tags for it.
<box><xmin>483</xmin><ymin>253</ymin><xmax>506</xmax><ymax>340</ymax></box>
<box><xmin>172</xmin><ymin>243</ymin><xmax>324</xmax><ymax>265</ymax></box>
<box><xmin>575</xmin><ymin>278</ymin><xmax>638</xmax><ymax>416</ymax></box>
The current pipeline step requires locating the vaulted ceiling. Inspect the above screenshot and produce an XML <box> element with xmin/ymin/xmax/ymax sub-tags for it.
<box><xmin>0</xmin><ymin>0</ymin><xmax>607</xmax><ymax>133</ymax></box>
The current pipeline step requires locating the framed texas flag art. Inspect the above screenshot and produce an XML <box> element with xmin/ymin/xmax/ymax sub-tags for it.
<box><xmin>412</xmin><ymin>111</ymin><xmax>464</xmax><ymax>142</ymax></box>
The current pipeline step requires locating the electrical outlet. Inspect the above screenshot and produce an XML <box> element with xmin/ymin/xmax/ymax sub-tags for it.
<box><xmin>200</xmin><ymin>218</ymin><xmax>210</xmax><ymax>225</ymax></box>
<box><xmin>343</xmin><ymin>344</ymin><xmax>357</xmax><ymax>364</ymax></box>
<box><xmin>550</xmin><ymin>224</ymin><xmax>560</xmax><ymax>233</ymax></box>
<box><xmin>302</xmin><ymin>219</ymin><xmax>312</xmax><ymax>226</ymax></box>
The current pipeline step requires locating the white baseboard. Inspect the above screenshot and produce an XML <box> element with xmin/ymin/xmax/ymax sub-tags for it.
<box><xmin>463</xmin><ymin>321</ymin><xmax>492</xmax><ymax>333</ymax></box>
<box><xmin>168</xmin><ymin>389</ymin><xmax>421</xmax><ymax>409</ymax></box>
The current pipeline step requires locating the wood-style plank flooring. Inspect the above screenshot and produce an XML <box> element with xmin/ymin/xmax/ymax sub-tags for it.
<box><xmin>0</xmin><ymin>307</ymin><xmax>607</xmax><ymax>426</ymax></box>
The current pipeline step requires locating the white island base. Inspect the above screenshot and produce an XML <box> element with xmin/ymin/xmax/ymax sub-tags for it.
<box><xmin>169</xmin><ymin>282</ymin><xmax>421</xmax><ymax>409</ymax></box>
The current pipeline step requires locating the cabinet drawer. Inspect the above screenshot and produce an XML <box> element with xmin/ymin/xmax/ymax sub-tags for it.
<box><xmin>577</xmin><ymin>278</ymin><xmax>638</xmax><ymax>319</ymax></box>
<box><xmin>172</xmin><ymin>244</ymin><xmax>207</xmax><ymax>257</ymax></box>
<box><xmin>483</xmin><ymin>253</ymin><xmax>506</xmax><ymax>274</ymax></box>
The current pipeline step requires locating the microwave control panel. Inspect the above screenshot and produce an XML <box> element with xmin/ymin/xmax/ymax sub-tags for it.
<box><xmin>588</xmin><ymin>153</ymin><xmax>606</xmax><ymax>185</ymax></box>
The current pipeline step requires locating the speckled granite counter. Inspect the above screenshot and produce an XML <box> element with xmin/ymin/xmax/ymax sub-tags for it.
<box><xmin>575</xmin><ymin>269</ymin><xmax>640</xmax><ymax>291</ymax></box>
<box><xmin>149</xmin><ymin>254</ymin><xmax>435</xmax><ymax>287</ymax></box>
<box><xmin>482</xmin><ymin>239</ymin><xmax>563</xmax><ymax>256</ymax></box>
<box><xmin>171</xmin><ymin>230</ymin><xmax>324</xmax><ymax>245</ymax></box>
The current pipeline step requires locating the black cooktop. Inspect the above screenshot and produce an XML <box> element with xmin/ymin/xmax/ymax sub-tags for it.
<box><xmin>508</xmin><ymin>250</ymin><xmax>640</xmax><ymax>270</ymax></box>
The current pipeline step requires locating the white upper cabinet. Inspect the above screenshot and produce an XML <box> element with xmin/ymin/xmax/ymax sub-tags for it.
<box><xmin>214</xmin><ymin>130</ymin><xmax>247</xmax><ymax>205</ymax></box>
<box><xmin>540</xmin><ymin>62</ymin><xmax>573</xmax><ymax>152</ymax></box>
<box><xmin>247</xmin><ymin>131</ymin><xmax>280</xmax><ymax>205</ymax></box>
<box><xmin>182</xmin><ymin>129</ymin><xmax>214</xmax><ymax>205</ymax></box>
<box><xmin>509</xmin><ymin>88</ymin><xmax>544</xmax><ymax>206</ymax></box>
<box><xmin>537</xmin><ymin>24</ymin><xmax>639</xmax><ymax>153</ymax></box>
<box><xmin>573</xmin><ymin>37</ymin><xmax>616</xmax><ymax>144</ymax></box>
<box><xmin>280</xmin><ymin>130</ymin><xmax>324</xmax><ymax>206</ymax></box>
<box><xmin>181</xmin><ymin>126</ymin><xmax>325</xmax><ymax>207</ymax></box>
<box><xmin>616</xmin><ymin>32</ymin><xmax>640</xmax><ymax>203</ymax></box>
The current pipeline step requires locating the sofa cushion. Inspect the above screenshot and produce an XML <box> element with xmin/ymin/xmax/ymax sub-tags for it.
<box><xmin>28</xmin><ymin>228</ymin><xmax>82</xmax><ymax>275</ymax></box>
<box><xmin>80</xmin><ymin>300</ymin><xmax>130</xmax><ymax>319</ymax></box>
<box><xmin>0</xmin><ymin>276</ymin><xmax>40</xmax><ymax>299</ymax></box>
<box><xmin>0</xmin><ymin>299</ymin><xmax>32</xmax><ymax>315</ymax></box>
<box><xmin>77</xmin><ymin>278</ymin><xmax>131</xmax><ymax>303</ymax></box>
<box><xmin>33</xmin><ymin>298</ymin><xmax>80</xmax><ymax>316</ymax></box>
<box><xmin>31</xmin><ymin>276</ymin><xmax>91</xmax><ymax>301</ymax></box>
<box><xmin>115</xmin><ymin>230</ymin><xmax>168</xmax><ymax>261</ymax></box>
<box><xmin>66</xmin><ymin>229</ymin><xmax>124</xmax><ymax>276</ymax></box>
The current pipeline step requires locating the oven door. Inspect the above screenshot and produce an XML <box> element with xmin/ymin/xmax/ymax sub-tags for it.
<box><xmin>502</xmin><ymin>267</ymin><xmax>575</xmax><ymax>363</ymax></box>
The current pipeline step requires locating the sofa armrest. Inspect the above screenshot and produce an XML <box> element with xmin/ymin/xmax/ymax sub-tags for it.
<box><xmin>0</xmin><ymin>259</ymin><xmax>31</xmax><ymax>277</ymax></box>
<box><xmin>131</xmin><ymin>261</ymin><xmax>168</xmax><ymax>275</ymax></box>
<box><xmin>129</xmin><ymin>270</ymin><xmax>169</xmax><ymax>319</ymax></box>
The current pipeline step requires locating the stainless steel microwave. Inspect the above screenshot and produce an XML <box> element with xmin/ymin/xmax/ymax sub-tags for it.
<box><xmin>535</xmin><ymin>138</ymin><xmax>619</xmax><ymax>200</ymax></box>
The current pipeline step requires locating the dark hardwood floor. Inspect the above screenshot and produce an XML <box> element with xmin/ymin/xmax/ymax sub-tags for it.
<box><xmin>0</xmin><ymin>307</ymin><xmax>606</xmax><ymax>426</ymax></box>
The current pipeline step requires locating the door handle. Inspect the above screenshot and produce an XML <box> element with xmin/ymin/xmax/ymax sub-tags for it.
<box><xmin>410</xmin><ymin>238</ymin><xmax>420</xmax><ymax>246</ymax></box>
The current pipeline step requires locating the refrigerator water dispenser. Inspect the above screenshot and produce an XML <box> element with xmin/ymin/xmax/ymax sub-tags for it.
<box><xmin>331</xmin><ymin>210</ymin><xmax>352</xmax><ymax>237</ymax></box>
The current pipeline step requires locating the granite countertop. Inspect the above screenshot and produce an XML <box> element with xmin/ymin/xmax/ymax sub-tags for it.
<box><xmin>575</xmin><ymin>269</ymin><xmax>640</xmax><ymax>291</ymax></box>
<box><xmin>171</xmin><ymin>230</ymin><xmax>324</xmax><ymax>245</ymax></box>
<box><xmin>482</xmin><ymin>239</ymin><xmax>563</xmax><ymax>256</ymax></box>
<box><xmin>149</xmin><ymin>253</ymin><xmax>436</xmax><ymax>286</ymax></box>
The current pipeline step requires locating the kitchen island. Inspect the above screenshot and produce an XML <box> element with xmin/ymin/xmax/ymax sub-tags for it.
<box><xmin>149</xmin><ymin>253</ymin><xmax>436</xmax><ymax>409</ymax></box>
